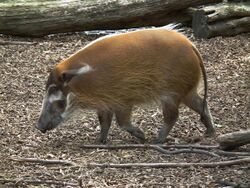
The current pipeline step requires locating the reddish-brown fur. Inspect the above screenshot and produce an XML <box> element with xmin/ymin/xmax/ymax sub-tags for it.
<box><xmin>43</xmin><ymin>28</ymin><xmax>215</xmax><ymax>143</ymax></box>
<box><xmin>55</xmin><ymin>29</ymin><xmax>200</xmax><ymax>109</ymax></box>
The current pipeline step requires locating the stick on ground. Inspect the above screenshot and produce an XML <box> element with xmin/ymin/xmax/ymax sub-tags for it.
<box><xmin>148</xmin><ymin>145</ymin><xmax>220</xmax><ymax>157</ymax></box>
<box><xmin>80</xmin><ymin>144</ymin><xmax>250</xmax><ymax>157</ymax></box>
<box><xmin>0</xmin><ymin>179</ymin><xmax>78</xmax><ymax>186</ymax></box>
<box><xmin>80</xmin><ymin>144</ymin><xmax>219</xmax><ymax>150</ymax></box>
<box><xmin>0</xmin><ymin>40</ymin><xmax>37</xmax><ymax>45</ymax></box>
<box><xmin>10</xmin><ymin>157</ymin><xmax>75</xmax><ymax>166</ymax></box>
<box><xmin>88</xmin><ymin>157</ymin><xmax>250</xmax><ymax>169</ymax></box>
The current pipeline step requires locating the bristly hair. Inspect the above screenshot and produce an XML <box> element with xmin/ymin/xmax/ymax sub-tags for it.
<box><xmin>161</xmin><ymin>23</ymin><xmax>182</xmax><ymax>30</ymax></box>
<box><xmin>161</xmin><ymin>23</ymin><xmax>190</xmax><ymax>39</ymax></box>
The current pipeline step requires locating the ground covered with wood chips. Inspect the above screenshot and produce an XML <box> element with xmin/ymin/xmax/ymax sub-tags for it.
<box><xmin>0</xmin><ymin>29</ymin><xmax>249</xmax><ymax>188</ymax></box>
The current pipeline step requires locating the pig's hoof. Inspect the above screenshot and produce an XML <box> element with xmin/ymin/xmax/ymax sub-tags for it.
<box><xmin>133</xmin><ymin>129</ymin><xmax>146</xmax><ymax>142</ymax></box>
<box><xmin>204</xmin><ymin>129</ymin><xmax>216</xmax><ymax>137</ymax></box>
<box><xmin>98</xmin><ymin>137</ymin><xmax>107</xmax><ymax>144</ymax></box>
<box><xmin>126</xmin><ymin>127</ymin><xmax>145</xmax><ymax>142</ymax></box>
<box><xmin>139</xmin><ymin>137</ymin><xmax>146</xmax><ymax>144</ymax></box>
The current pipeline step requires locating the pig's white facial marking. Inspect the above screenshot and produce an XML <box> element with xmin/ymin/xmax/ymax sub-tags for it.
<box><xmin>37</xmin><ymin>85</ymin><xmax>66</xmax><ymax>132</ymax></box>
<box><xmin>61</xmin><ymin>92</ymin><xmax>76</xmax><ymax>119</ymax></box>
<box><xmin>48</xmin><ymin>90</ymin><xmax>63</xmax><ymax>103</ymax></box>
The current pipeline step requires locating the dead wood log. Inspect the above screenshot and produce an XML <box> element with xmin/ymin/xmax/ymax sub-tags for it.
<box><xmin>192</xmin><ymin>2</ymin><xmax>250</xmax><ymax>38</ymax></box>
<box><xmin>217</xmin><ymin>130</ymin><xmax>250</xmax><ymax>150</ymax></box>
<box><xmin>198</xmin><ymin>2</ymin><xmax>250</xmax><ymax>23</ymax></box>
<box><xmin>0</xmin><ymin>0</ymin><xmax>222</xmax><ymax>37</ymax></box>
<box><xmin>88</xmin><ymin>157</ymin><xmax>250</xmax><ymax>168</ymax></box>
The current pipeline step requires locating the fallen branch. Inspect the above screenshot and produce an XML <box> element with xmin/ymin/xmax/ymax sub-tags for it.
<box><xmin>214</xmin><ymin>150</ymin><xmax>250</xmax><ymax>157</ymax></box>
<box><xmin>80</xmin><ymin>144</ymin><xmax>250</xmax><ymax>157</ymax></box>
<box><xmin>80</xmin><ymin>144</ymin><xmax>228</xmax><ymax>157</ymax></box>
<box><xmin>0</xmin><ymin>179</ymin><xmax>77</xmax><ymax>186</ymax></box>
<box><xmin>10</xmin><ymin>157</ymin><xmax>75</xmax><ymax>166</ymax></box>
<box><xmin>0</xmin><ymin>40</ymin><xmax>37</xmax><ymax>45</ymax></box>
<box><xmin>80</xmin><ymin>144</ymin><xmax>219</xmax><ymax>150</ymax></box>
<box><xmin>149</xmin><ymin>145</ymin><xmax>220</xmax><ymax>157</ymax></box>
<box><xmin>88</xmin><ymin>157</ymin><xmax>250</xmax><ymax>169</ymax></box>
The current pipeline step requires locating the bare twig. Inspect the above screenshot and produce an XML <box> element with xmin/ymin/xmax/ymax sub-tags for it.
<box><xmin>169</xmin><ymin>148</ymin><xmax>220</xmax><ymax>157</ymax></box>
<box><xmin>149</xmin><ymin>145</ymin><xmax>220</xmax><ymax>157</ymax></box>
<box><xmin>0</xmin><ymin>179</ymin><xmax>78</xmax><ymax>186</ymax></box>
<box><xmin>80</xmin><ymin>144</ymin><xmax>219</xmax><ymax>150</ymax></box>
<box><xmin>88</xmin><ymin>157</ymin><xmax>250</xmax><ymax>169</ymax></box>
<box><xmin>10</xmin><ymin>157</ymin><xmax>75</xmax><ymax>166</ymax></box>
<box><xmin>0</xmin><ymin>40</ymin><xmax>37</xmax><ymax>45</ymax></box>
<box><xmin>214</xmin><ymin>150</ymin><xmax>250</xmax><ymax>157</ymax></box>
<box><xmin>80</xmin><ymin>144</ymin><xmax>221</xmax><ymax>157</ymax></box>
<box><xmin>80</xmin><ymin>144</ymin><xmax>250</xmax><ymax>157</ymax></box>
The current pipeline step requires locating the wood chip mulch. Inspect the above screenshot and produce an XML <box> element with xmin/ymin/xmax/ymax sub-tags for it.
<box><xmin>0</xmin><ymin>29</ymin><xmax>249</xmax><ymax>187</ymax></box>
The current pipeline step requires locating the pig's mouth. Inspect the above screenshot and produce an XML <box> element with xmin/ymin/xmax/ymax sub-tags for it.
<box><xmin>36</xmin><ymin>123</ymin><xmax>54</xmax><ymax>133</ymax></box>
<box><xmin>36</xmin><ymin>126</ymin><xmax>48</xmax><ymax>134</ymax></box>
<box><xmin>40</xmin><ymin>129</ymin><xmax>47</xmax><ymax>133</ymax></box>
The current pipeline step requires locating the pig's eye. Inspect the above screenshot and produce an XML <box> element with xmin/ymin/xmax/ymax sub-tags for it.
<box><xmin>55</xmin><ymin>100</ymin><xmax>66</xmax><ymax>110</ymax></box>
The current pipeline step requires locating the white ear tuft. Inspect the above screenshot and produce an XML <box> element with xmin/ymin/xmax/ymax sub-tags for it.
<box><xmin>61</xmin><ymin>64</ymin><xmax>93</xmax><ymax>84</ymax></box>
<box><xmin>76</xmin><ymin>64</ymin><xmax>93</xmax><ymax>75</ymax></box>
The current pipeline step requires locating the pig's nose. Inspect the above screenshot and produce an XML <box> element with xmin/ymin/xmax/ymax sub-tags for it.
<box><xmin>35</xmin><ymin>123</ymin><xmax>47</xmax><ymax>133</ymax></box>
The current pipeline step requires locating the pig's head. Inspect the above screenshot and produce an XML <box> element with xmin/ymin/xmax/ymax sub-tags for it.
<box><xmin>36</xmin><ymin>64</ymin><xmax>93</xmax><ymax>133</ymax></box>
<box><xmin>36</xmin><ymin>84</ymin><xmax>68</xmax><ymax>133</ymax></box>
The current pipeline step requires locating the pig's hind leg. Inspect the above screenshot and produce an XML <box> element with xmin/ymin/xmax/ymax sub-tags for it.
<box><xmin>115</xmin><ymin>107</ymin><xmax>145</xmax><ymax>143</ymax></box>
<box><xmin>154</xmin><ymin>96</ymin><xmax>181</xmax><ymax>144</ymax></box>
<box><xmin>183</xmin><ymin>91</ymin><xmax>216</xmax><ymax>137</ymax></box>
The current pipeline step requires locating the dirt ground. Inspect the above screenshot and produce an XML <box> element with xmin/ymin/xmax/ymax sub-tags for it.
<box><xmin>0</xmin><ymin>28</ymin><xmax>249</xmax><ymax>188</ymax></box>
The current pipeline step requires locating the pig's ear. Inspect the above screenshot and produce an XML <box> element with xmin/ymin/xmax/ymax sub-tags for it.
<box><xmin>61</xmin><ymin>71</ymin><xmax>75</xmax><ymax>84</ymax></box>
<box><xmin>61</xmin><ymin>64</ymin><xmax>93</xmax><ymax>84</ymax></box>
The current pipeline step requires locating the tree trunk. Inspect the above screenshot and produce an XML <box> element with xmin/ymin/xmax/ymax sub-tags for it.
<box><xmin>192</xmin><ymin>2</ymin><xmax>250</xmax><ymax>38</ymax></box>
<box><xmin>217</xmin><ymin>130</ymin><xmax>250</xmax><ymax>150</ymax></box>
<box><xmin>0</xmin><ymin>0</ymin><xmax>221</xmax><ymax>37</ymax></box>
